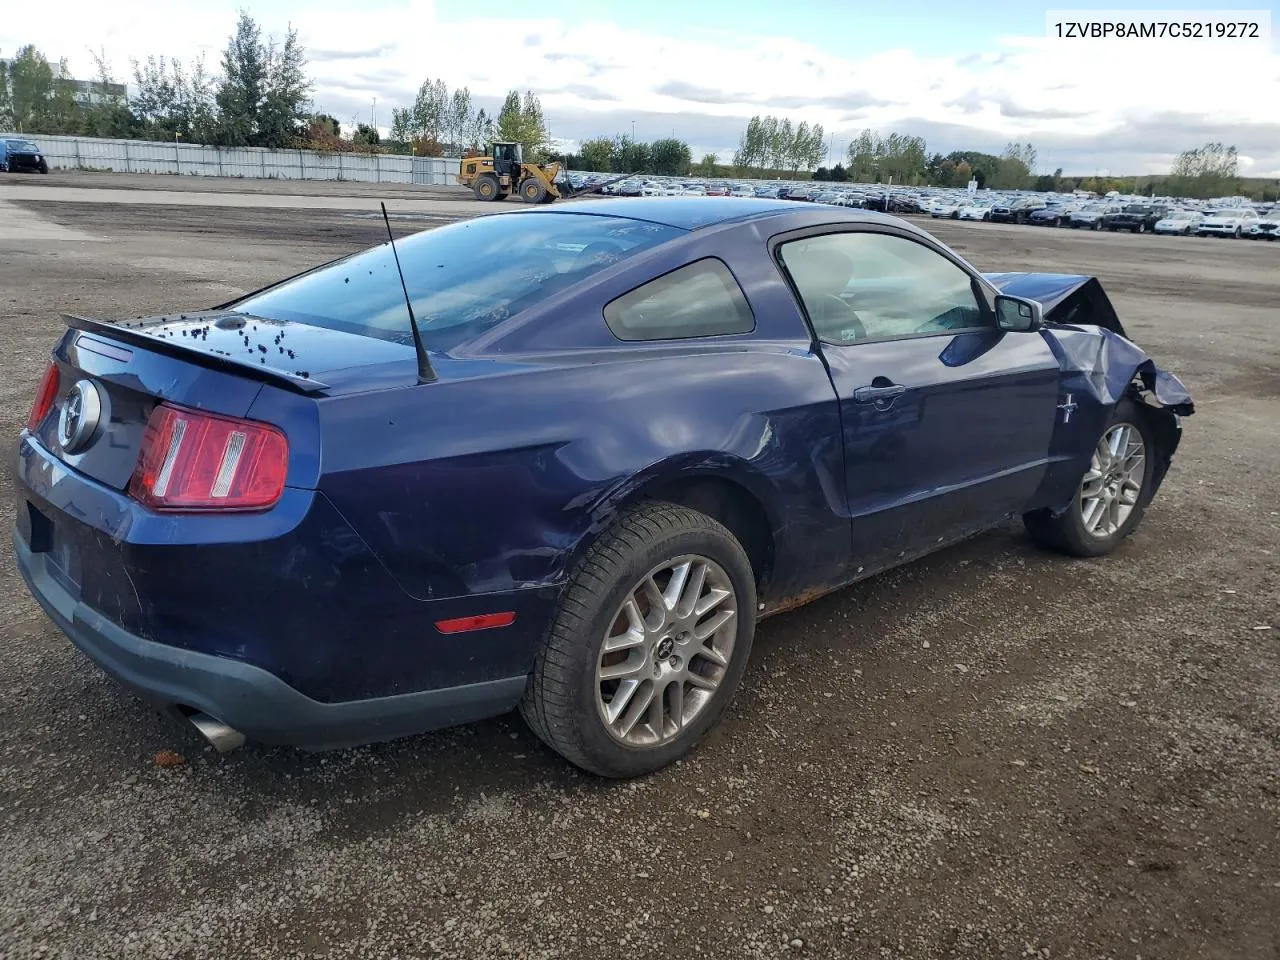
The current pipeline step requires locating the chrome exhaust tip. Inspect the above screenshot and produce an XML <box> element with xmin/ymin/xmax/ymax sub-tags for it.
<box><xmin>188</xmin><ymin>713</ymin><xmax>246</xmax><ymax>753</ymax></box>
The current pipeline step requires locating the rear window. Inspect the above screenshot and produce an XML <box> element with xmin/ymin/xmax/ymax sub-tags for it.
<box><xmin>231</xmin><ymin>213</ymin><xmax>683</xmax><ymax>351</ymax></box>
<box><xmin>604</xmin><ymin>258</ymin><xmax>755</xmax><ymax>342</ymax></box>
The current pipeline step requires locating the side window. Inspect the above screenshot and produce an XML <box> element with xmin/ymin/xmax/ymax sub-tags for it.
<box><xmin>604</xmin><ymin>258</ymin><xmax>755</xmax><ymax>342</ymax></box>
<box><xmin>777</xmin><ymin>232</ymin><xmax>988</xmax><ymax>344</ymax></box>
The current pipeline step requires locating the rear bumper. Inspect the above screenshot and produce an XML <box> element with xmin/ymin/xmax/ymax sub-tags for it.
<box><xmin>15</xmin><ymin>529</ymin><xmax>528</xmax><ymax>749</ymax></box>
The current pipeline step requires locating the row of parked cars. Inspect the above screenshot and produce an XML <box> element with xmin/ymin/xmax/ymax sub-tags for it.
<box><xmin>933</xmin><ymin>193</ymin><xmax>1277</xmax><ymax>240</ymax></box>
<box><xmin>573</xmin><ymin>172</ymin><xmax>1278</xmax><ymax>242</ymax></box>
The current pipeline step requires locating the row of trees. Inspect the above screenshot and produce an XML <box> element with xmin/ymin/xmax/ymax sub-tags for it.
<box><xmin>387</xmin><ymin>82</ymin><xmax>551</xmax><ymax>159</ymax></box>
<box><xmin>562</xmin><ymin>135</ymin><xmax>697</xmax><ymax>176</ymax></box>
<box><xmin>733</xmin><ymin>115</ymin><xmax>828</xmax><ymax>176</ymax></box>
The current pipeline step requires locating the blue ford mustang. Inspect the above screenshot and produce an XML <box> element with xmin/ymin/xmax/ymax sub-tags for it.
<box><xmin>13</xmin><ymin>198</ymin><xmax>1193</xmax><ymax>777</ymax></box>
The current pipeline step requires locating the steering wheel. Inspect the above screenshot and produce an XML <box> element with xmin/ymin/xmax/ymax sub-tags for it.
<box><xmin>821</xmin><ymin>294</ymin><xmax>867</xmax><ymax>341</ymax></box>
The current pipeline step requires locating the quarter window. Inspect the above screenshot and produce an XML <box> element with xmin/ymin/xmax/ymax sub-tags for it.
<box><xmin>604</xmin><ymin>258</ymin><xmax>755</xmax><ymax>342</ymax></box>
<box><xmin>777</xmin><ymin>232</ymin><xmax>988</xmax><ymax>344</ymax></box>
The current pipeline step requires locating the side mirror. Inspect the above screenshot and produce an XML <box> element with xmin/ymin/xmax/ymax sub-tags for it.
<box><xmin>995</xmin><ymin>294</ymin><xmax>1043</xmax><ymax>332</ymax></box>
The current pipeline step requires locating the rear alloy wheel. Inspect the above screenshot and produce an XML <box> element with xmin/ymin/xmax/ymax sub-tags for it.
<box><xmin>473</xmin><ymin>174</ymin><xmax>500</xmax><ymax>201</ymax></box>
<box><xmin>520</xmin><ymin>502</ymin><xmax>756</xmax><ymax>778</ymax></box>
<box><xmin>520</xmin><ymin>178</ymin><xmax>548</xmax><ymax>203</ymax></box>
<box><xmin>1023</xmin><ymin>398</ymin><xmax>1155</xmax><ymax>557</ymax></box>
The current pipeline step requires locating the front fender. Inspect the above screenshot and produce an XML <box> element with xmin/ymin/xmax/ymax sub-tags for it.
<box><xmin>1034</xmin><ymin>324</ymin><xmax>1194</xmax><ymax>514</ymax></box>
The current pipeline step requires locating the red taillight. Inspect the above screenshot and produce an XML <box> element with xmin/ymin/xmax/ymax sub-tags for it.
<box><xmin>26</xmin><ymin>363</ymin><xmax>61</xmax><ymax>432</ymax></box>
<box><xmin>128</xmin><ymin>403</ymin><xmax>288</xmax><ymax>512</ymax></box>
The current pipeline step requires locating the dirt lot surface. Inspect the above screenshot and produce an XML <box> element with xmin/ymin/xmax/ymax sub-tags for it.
<box><xmin>1</xmin><ymin>183</ymin><xmax>1278</xmax><ymax>960</ymax></box>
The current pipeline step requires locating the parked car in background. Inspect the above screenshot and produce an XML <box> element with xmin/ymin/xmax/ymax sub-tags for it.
<box><xmin>991</xmin><ymin>197</ymin><xmax>1047</xmax><ymax>224</ymax></box>
<box><xmin>1028</xmin><ymin>203</ymin><xmax>1076</xmax><ymax>227</ymax></box>
<box><xmin>1246</xmin><ymin>214</ymin><xmax>1278</xmax><ymax>240</ymax></box>
<box><xmin>1197</xmin><ymin>208</ymin><xmax>1258</xmax><ymax>238</ymax></box>
<box><xmin>958</xmin><ymin>200</ymin><xmax>994</xmax><ymax>221</ymax></box>
<box><xmin>1153</xmin><ymin>210</ymin><xmax>1203</xmax><ymax>236</ymax></box>
<box><xmin>1067</xmin><ymin>203</ymin><xmax>1122</xmax><ymax>230</ymax></box>
<box><xmin>13</xmin><ymin>197</ymin><xmax>1193</xmax><ymax>777</ymax></box>
<box><xmin>1101</xmin><ymin>204</ymin><xmax>1167</xmax><ymax>234</ymax></box>
<box><xmin>1</xmin><ymin>138</ymin><xmax>49</xmax><ymax>174</ymax></box>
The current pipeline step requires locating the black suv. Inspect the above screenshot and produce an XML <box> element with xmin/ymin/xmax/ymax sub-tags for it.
<box><xmin>990</xmin><ymin>197</ymin><xmax>1047</xmax><ymax>224</ymax></box>
<box><xmin>1101</xmin><ymin>204</ymin><xmax>1167</xmax><ymax>234</ymax></box>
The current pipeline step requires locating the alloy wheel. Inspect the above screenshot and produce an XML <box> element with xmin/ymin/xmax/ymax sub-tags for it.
<box><xmin>595</xmin><ymin>555</ymin><xmax>738</xmax><ymax>747</ymax></box>
<box><xmin>1079</xmin><ymin>423</ymin><xmax>1146</xmax><ymax>538</ymax></box>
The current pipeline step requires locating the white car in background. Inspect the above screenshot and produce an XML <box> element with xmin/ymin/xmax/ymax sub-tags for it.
<box><xmin>1153</xmin><ymin>210</ymin><xmax>1203</xmax><ymax>236</ymax></box>
<box><xmin>931</xmin><ymin>200</ymin><xmax>962</xmax><ymax>219</ymax></box>
<box><xmin>1246</xmin><ymin>214</ymin><xmax>1278</xmax><ymax>240</ymax></box>
<box><xmin>1197</xmin><ymin>207</ymin><xmax>1257</xmax><ymax>238</ymax></box>
<box><xmin>957</xmin><ymin>201</ymin><xmax>993</xmax><ymax>221</ymax></box>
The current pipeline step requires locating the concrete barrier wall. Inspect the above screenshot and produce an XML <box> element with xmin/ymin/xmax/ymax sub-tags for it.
<box><xmin>2</xmin><ymin>133</ymin><xmax>461</xmax><ymax>185</ymax></box>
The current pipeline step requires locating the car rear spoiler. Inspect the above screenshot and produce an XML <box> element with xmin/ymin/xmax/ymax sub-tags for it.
<box><xmin>62</xmin><ymin>314</ymin><xmax>331</xmax><ymax>395</ymax></box>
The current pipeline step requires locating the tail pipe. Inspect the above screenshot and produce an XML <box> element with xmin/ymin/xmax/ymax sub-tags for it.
<box><xmin>188</xmin><ymin>712</ymin><xmax>246</xmax><ymax>753</ymax></box>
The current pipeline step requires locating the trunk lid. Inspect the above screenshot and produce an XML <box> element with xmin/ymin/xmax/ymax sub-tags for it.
<box><xmin>32</xmin><ymin>312</ymin><xmax>420</xmax><ymax>491</ymax></box>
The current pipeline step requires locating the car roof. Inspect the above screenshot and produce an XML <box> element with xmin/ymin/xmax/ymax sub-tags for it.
<box><xmin>534</xmin><ymin>196</ymin><xmax>893</xmax><ymax>231</ymax></box>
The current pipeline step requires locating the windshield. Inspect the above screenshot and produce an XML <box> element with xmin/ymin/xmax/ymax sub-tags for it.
<box><xmin>1170</xmin><ymin>211</ymin><xmax>1197</xmax><ymax>220</ymax></box>
<box><xmin>232</xmin><ymin>213</ymin><xmax>683</xmax><ymax>351</ymax></box>
<box><xmin>6</xmin><ymin>140</ymin><xmax>39</xmax><ymax>152</ymax></box>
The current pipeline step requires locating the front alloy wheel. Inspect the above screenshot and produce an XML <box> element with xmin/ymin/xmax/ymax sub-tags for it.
<box><xmin>1022</xmin><ymin>398</ymin><xmax>1157</xmax><ymax>557</ymax></box>
<box><xmin>1078</xmin><ymin>424</ymin><xmax>1145</xmax><ymax>539</ymax></box>
<box><xmin>596</xmin><ymin>556</ymin><xmax>737</xmax><ymax>746</ymax></box>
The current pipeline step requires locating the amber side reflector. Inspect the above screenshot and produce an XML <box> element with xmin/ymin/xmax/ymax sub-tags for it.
<box><xmin>435</xmin><ymin>612</ymin><xmax>517</xmax><ymax>634</ymax></box>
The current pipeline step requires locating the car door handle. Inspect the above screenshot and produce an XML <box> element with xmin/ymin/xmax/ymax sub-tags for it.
<box><xmin>854</xmin><ymin>384</ymin><xmax>907</xmax><ymax>403</ymax></box>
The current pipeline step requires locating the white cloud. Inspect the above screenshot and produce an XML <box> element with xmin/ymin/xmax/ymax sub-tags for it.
<box><xmin>3</xmin><ymin>0</ymin><xmax>1278</xmax><ymax>175</ymax></box>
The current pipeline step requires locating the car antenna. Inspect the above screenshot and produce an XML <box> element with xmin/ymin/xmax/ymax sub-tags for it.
<box><xmin>380</xmin><ymin>201</ymin><xmax>437</xmax><ymax>384</ymax></box>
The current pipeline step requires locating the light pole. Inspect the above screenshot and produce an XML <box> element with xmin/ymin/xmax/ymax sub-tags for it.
<box><xmin>631</xmin><ymin>120</ymin><xmax>636</xmax><ymax>141</ymax></box>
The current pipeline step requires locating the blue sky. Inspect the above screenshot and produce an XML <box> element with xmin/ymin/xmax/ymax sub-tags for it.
<box><xmin>5</xmin><ymin>0</ymin><xmax>1279</xmax><ymax>175</ymax></box>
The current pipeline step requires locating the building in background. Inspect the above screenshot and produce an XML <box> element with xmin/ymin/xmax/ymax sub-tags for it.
<box><xmin>0</xmin><ymin>58</ymin><xmax>126</xmax><ymax>108</ymax></box>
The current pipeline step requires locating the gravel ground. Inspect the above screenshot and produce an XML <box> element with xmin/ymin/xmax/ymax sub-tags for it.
<box><xmin>1</xmin><ymin>184</ymin><xmax>1278</xmax><ymax>960</ymax></box>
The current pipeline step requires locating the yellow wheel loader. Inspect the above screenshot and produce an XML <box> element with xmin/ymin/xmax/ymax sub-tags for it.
<box><xmin>458</xmin><ymin>142</ymin><xmax>563</xmax><ymax>203</ymax></box>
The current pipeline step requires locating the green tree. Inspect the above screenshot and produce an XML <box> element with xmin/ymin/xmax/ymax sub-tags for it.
<box><xmin>578</xmin><ymin>136</ymin><xmax>615</xmax><ymax>172</ymax></box>
<box><xmin>830</xmin><ymin>162</ymin><xmax>848</xmax><ymax>182</ymax></box>
<box><xmin>411</xmin><ymin>78</ymin><xmax>448</xmax><ymax>142</ymax></box>
<box><xmin>130</xmin><ymin>54</ymin><xmax>217</xmax><ymax>142</ymax></box>
<box><xmin>353</xmin><ymin>122</ymin><xmax>379</xmax><ymax>146</ymax></box>
<box><xmin>495</xmin><ymin>89</ymin><xmax>549</xmax><ymax>157</ymax></box>
<box><xmin>78</xmin><ymin>50</ymin><xmax>135</xmax><ymax>138</ymax></box>
<box><xmin>649</xmin><ymin>137</ymin><xmax>692</xmax><ymax>176</ymax></box>
<box><xmin>257</xmin><ymin>23</ymin><xmax>312</xmax><ymax>147</ymax></box>
<box><xmin>812</xmin><ymin>166</ymin><xmax>830</xmax><ymax>181</ymax></box>
<box><xmin>215</xmin><ymin>12</ymin><xmax>268</xmax><ymax>145</ymax></box>
<box><xmin>447</xmin><ymin>87</ymin><xmax>473</xmax><ymax>150</ymax></box>
<box><xmin>5</xmin><ymin>45</ymin><xmax>79</xmax><ymax>134</ymax></box>
<box><xmin>389</xmin><ymin>106</ymin><xmax>412</xmax><ymax>145</ymax></box>
<box><xmin>696</xmin><ymin>152</ymin><xmax>718</xmax><ymax>176</ymax></box>
<box><xmin>1170</xmin><ymin>142</ymin><xmax>1239</xmax><ymax>198</ymax></box>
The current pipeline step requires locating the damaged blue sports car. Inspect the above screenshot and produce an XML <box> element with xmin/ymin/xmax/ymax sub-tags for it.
<box><xmin>13</xmin><ymin>198</ymin><xmax>1193</xmax><ymax>777</ymax></box>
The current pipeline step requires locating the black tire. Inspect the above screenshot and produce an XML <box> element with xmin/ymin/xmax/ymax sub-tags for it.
<box><xmin>473</xmin><ymin>174</ymin><xmax>500</xmax><ymax>201</ymax></box>
<box><xmin>1022</xmin><ymin>397</ymin><xmax>1157</xmax><ymax>558</ymax></box>
<box><xmin>520</xmin><ymin>502</ymin><xmax>757</xmax><ymax>778</ymax></box>
<box><xmin>519</xmin><ymin>178</ymin><xmax>547</xmax><ymax>203</ymax></box>
<box><xmin>1135</xmin><ymin>223</ymin><xmax>1144</xmax><ymax>233</ymax></box>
